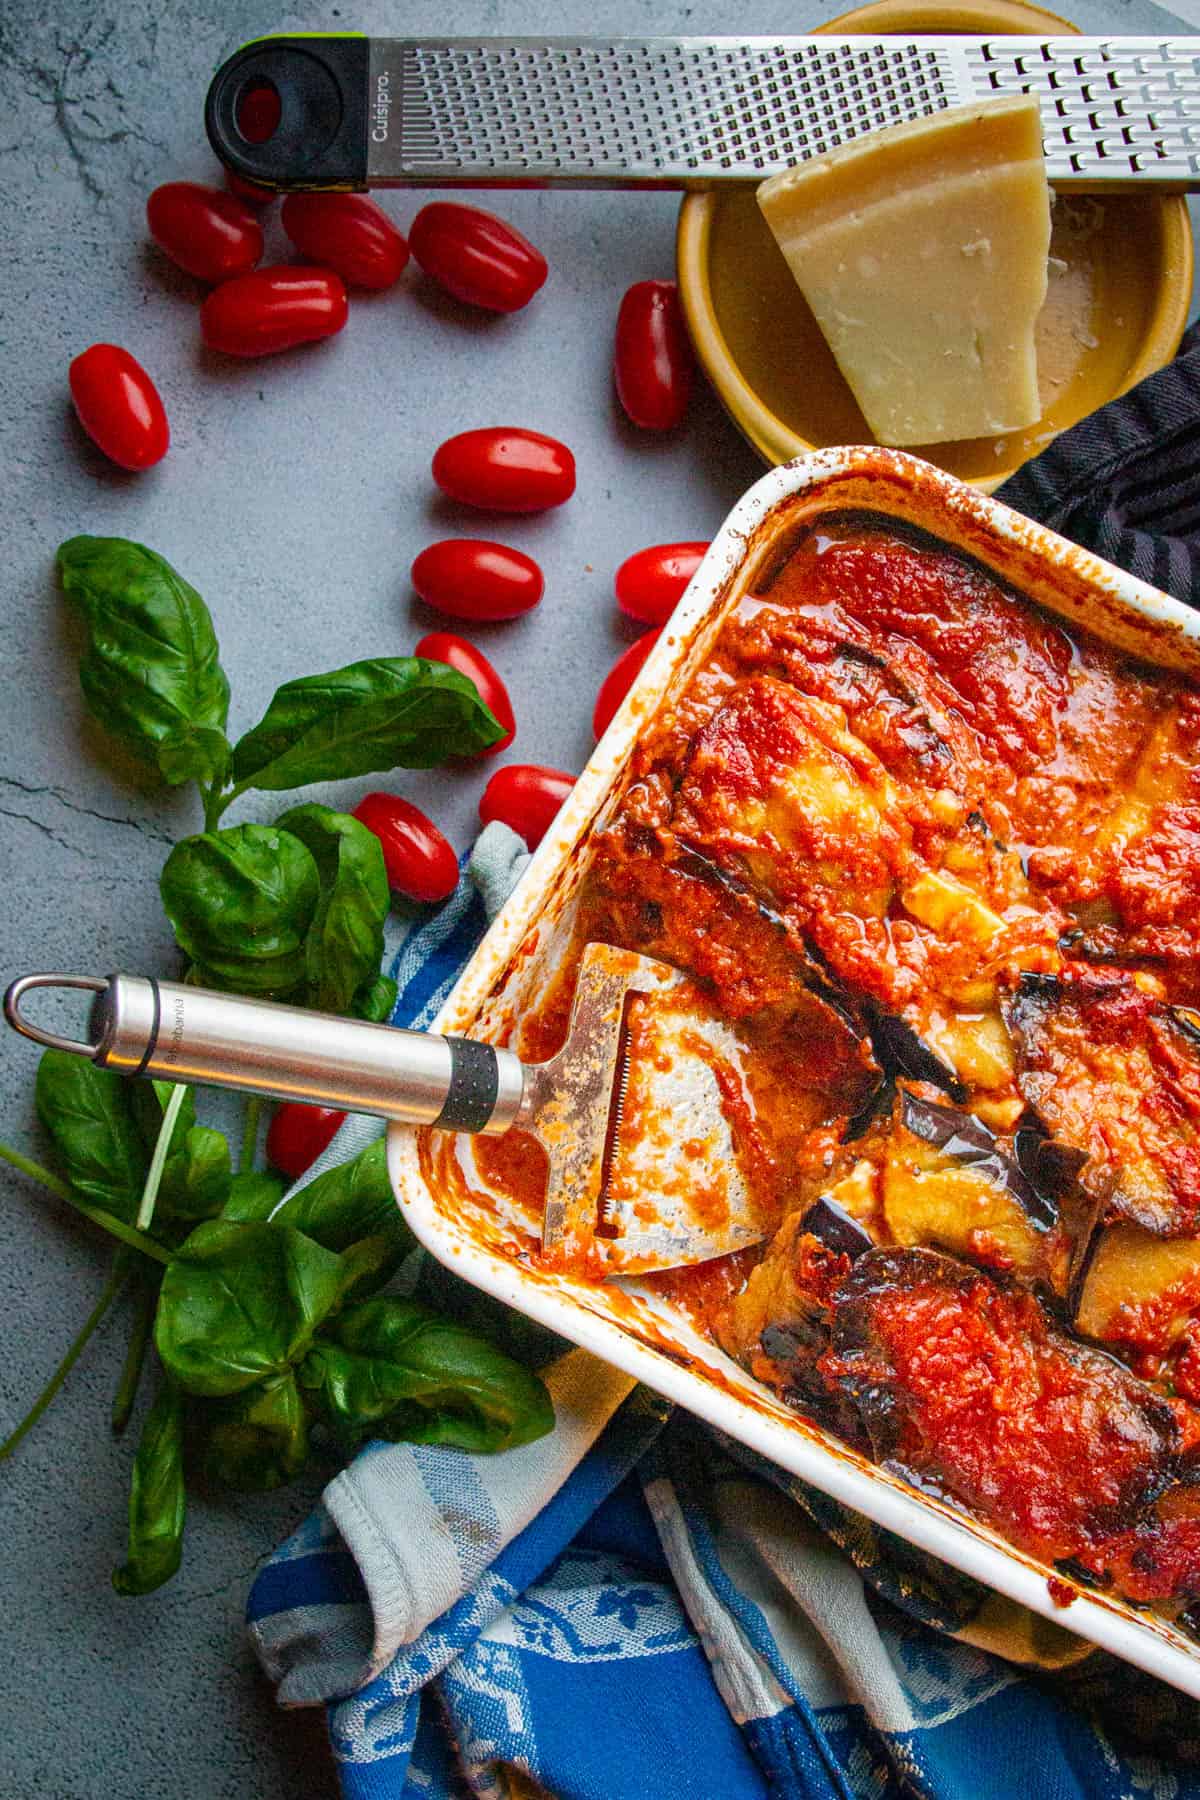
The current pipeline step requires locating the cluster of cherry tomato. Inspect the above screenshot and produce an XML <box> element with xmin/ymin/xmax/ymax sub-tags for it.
<box><xmin>64</xmin><ymin>123</ymin><xmax>707</xmax><ymax>1181</ymax></box>
<box><xmin>68</xmin><ymin>177</ymin><xmax>694</xmax><ymax>464</ymax></box>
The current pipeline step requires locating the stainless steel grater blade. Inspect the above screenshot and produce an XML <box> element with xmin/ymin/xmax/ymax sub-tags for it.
<box><xmin>206</xmin><ymin>34</ymin><xmax>1200</xmax><ymax>193</ymax></box>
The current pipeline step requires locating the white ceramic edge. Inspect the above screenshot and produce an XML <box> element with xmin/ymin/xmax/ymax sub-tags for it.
<box><xmin>388</xmin><ymin>445</ymin><xmax>1200</xmax><ymax>1699</ymax></box>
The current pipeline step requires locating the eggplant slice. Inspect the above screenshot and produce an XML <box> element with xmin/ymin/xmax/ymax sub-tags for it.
<box><xmin>823</xmin><ymin>1247</ymin><xmax>1180</xmax><ymax>1569</ymax></box>
<box><xmin>1004</xmin><ymin>969</ymin><xmax>1200</xmax><ymax>1236</ymax></box>
<box><xmin>714</xmin><ymin>1212</ymin><xmax>863</xmax><ymax>1441</ymax></box>
<box><xmin>897</xmin><ymin>1090</ymin><xmax>1056</xmax><ymax>1231</ymax></box>
<box><xmin>585</xmin><ymin>821</ymin><xmax>879</xmax><ymax>1101</ymax></box>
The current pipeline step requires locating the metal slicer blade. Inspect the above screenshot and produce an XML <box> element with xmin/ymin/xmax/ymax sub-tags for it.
<box><xmin>521</xmin><ymin>942</ymin><xmax>767</xmax><ymax>1274</ymax></box>
<box><xmin>596</xmin><ymin>993</ymin><xmax>766</xmax><ymax>1274</ymax></box>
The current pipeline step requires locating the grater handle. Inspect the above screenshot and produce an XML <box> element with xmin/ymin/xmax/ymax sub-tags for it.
<box><xmin>3</xmin><ymin>972</ymin><xmax>525</xmax><ymax>1136</ymax></box>
<box><xmin>205</xmin><ymin>33</ymin><xmax>1200</xmax><ymax>194</ymax></box>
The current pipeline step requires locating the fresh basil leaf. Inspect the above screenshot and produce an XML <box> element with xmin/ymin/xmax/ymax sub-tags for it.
<box><xmin>300</xmin><ymin>1297</ymin><xmax>554</xmax><ymax>1454</ymax></box>
<box><xmin>220</xmin><ymin>1170</ymin><xmax>288</xmax><ymax>1222</ymax></box>
<box><xmin>275</xmin><ymin>804</ymin><xmax>390</xmax><ymax>1015</ymax></box>
<box><xmin>155</xmin><ymin>1220</ymin><xmax>349</xmax><ymax>1397</ymax></box>
<box><xmin>354</xmin><ymin>974</ymin><xmax>398</xmax><ymax>1024</ymax></box>
<box><xmin>267</xmin><ymin>1139</ymin><xmax>405</xmax><ymax>1254</ymax></box>
<box><xmin>35</xmin><ymin>1050</ymin><xmax>147</xmax><ymax>1218</ymax></box>
<box><xmin>157</xmin><ymin>727</ymin><xmax>231</xmax><ymax>791</ymax></box>
<box><xmin>418</xmin><ymin>1255</ymin><xmax>567</xmax><ymax>1370</ymax></box>
<box><xmin>187</xmin><ymin>964</ymin><xmax>304</xmax><ymax>1003</ymax></box>
<box><xmin>164</xmin><ymin>1127</ymin><xmax>232</xmax><ymax>1221</ymax></box>
<box><xmin>336</xmin><ymin>1233</ymin><xmax>408</xmax><ymax>1303</ymax></box>
<box><xmin>201</xmin><ymin>1372</ymin><xmax>309</xmax><ymax>1491</ymax></box>
<box><xmin>231</xmin><ymin>657</ymin><xmax>502</xmax><ymax>792</ymax></box>
<box><xmin>57</xmin><ymin>536</ymin><xmax>231</xmax><ymax>790</ymax></box>
<box><xmin>112</xmin><ymin>1382</ymin><xmax>185</xmax><ymax>1595</ymax></box>
<box><xmin>160</xmin><ymin>824</ymin><xmax>320</xmax><ymax>996</ymax></box>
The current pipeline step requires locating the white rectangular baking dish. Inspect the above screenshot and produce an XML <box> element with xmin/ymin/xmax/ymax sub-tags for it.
<box><xmin>388</xmin><ymin>444</ymin><xmax>1200</xmax><ymax>1697</ymax></box>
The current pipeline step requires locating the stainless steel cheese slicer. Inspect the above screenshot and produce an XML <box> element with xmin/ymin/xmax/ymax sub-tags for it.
<box><xmin>3</xmin><ymin>949</ymin><xmax>765</xmax><ymax>1274</ymax></box>
<box><xmin>205</xmin><ymin>33</ymin><xmax>1200</xmax><ymax>193</ymax></box>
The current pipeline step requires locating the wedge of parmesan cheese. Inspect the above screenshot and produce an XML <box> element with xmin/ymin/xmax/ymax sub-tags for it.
<box><xmin>756</xmin><ymin>97</ymin><xmax>1051</xmax><ymax>447</ymax></box>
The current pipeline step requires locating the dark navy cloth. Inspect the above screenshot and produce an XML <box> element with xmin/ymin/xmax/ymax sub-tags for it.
<box><xmin>1000</xmin><ymin>320</ymin><xmax>1200</xmax><ymax>600</ymax></box>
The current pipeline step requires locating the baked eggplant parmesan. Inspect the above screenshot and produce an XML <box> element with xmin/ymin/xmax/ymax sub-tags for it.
<box><xmin>480</xmin><ymin>514</ymin><xmax>1200</xmax><ymax>1619</ymax></box>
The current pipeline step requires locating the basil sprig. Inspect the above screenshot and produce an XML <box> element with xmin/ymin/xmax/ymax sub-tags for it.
<box><xmin>159</xmin><ymin>810</ymin><xmax>398</xmax><ymax>1017</ymax></box>
<box><xmin>57</xmin><ymin>537</ymin><xmax>479</xmax><ymax>1011</ymax></box>
<box><xmin>0</xmin><ymin>535</ymin><xmax>546</xmax><ymax>1599</ymax></box>
<box><xmin>6</xmin><ymin>1057</ymin><xmax>553</xmax><ymax>1594</ymax></box>
<box><xmin>57</xmin><ymin>538</ymin><xmax>502</xmax><ymax>831</ymax></box>
<box><xmin>160</xmin><ymin>823</ymin><xmax>321</xmax><ymax>997</ymax></box>
<box><xmin>275</xmin><ymin>803</ymin><xmax>392</xmax><ymax>1015</ymax></box>
<box><xmin>301</xmin><ymin>1298</ymin><xmax>556</xmax><ymax>1455</ymax></box>
<box><xmin>35</xmin><ymin>1052</ymin><xmax>149</xmax><ymax>1218</ymax></box>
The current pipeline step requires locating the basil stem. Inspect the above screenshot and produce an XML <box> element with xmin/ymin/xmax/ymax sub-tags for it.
<box><xmin>239</xmin><ymin>1097</ymin><xmax>263</xmax><ymax>1175</ymax></box>
<box><xmin>136</xmin><ymin>1083</ymin><xmax>189</xmax><ymax>1231</ymax></box>
<box><xmin>112</xmin><ymin>1278</ymin><xmax>159</xmax><ymax>1436</ymax></box>
<box><xmin>203</xmin><ymin>778</ymin><xmax>249</xmax><ymax>831</ymax></box>
<box><xmin>202</xmin><ymin>780</ymin><xmax>233</xmax><ymax>834</ymax></box>
<box><xmin>0</xmin><ymin>1141</ymin><xmax>71</xmax><ymax>1201</ymax></box>
<box><xmin>1</xmin><ymin>1259</ymin><xmax>128</xmax><ymax>1461</ymax></box>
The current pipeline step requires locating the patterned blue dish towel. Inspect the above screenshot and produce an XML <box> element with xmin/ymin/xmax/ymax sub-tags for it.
<box><xmin>249</xmin><ymin>333</ymin><xmax>1200</xmax><ymax>1799</ymax></box>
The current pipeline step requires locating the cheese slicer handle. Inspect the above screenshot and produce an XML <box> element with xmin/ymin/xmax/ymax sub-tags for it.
<box><xmin>3</xmin><ymin>972</ymin><xmax>525</xmax><ymax>1136</ymax></box>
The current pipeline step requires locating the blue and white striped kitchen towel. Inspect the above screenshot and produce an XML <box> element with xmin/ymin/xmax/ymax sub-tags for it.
<box><xmin>249</xmin><ymin>328</ymin><xmax>1200</xmax><ymax>1799</ymax></box>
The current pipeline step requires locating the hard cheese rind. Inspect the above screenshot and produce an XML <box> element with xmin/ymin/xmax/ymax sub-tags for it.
<box><xmin>757</xmin><ymin>97</ymin><xmax>1051</xmax><ymax>448</ymax></box>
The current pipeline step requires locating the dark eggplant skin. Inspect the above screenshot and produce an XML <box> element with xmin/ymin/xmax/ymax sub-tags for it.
<box><xmin>758</xmin><ymin>1316</ymin><xmax>868</xmax><ymax>1448</ymax></box>
<box><xmin>663</xmin><ymin>834</ymin><xmax>874</xmax><ymax>1041</ymax></box>
<box><xmin>898</xmin><ymin>1089</ymin><xmax>1059</xmax><ymax>1231</ymax></box>
<box><xmin>828</xmin><ymin>1249</ymin><xmax>978</xmax><ymax>1460</ymax></box>
<box><xmin>1064</xmin><ymin>1197</ymin><xmax>1107</xmax><ymax>1325</ymax></box>
<box><xmin>842</xmin><ymin>1076</ymin><xmax>895</xmax><ymax>1143</ymax></box>
<box><xmin>1058</xmin><ymin>926</ymin><xmax>1168</xmax><ymax>968</ymax></box>
<box><xmin>1013</xmin><ymin>1123</ymin><xmax>1087</xmax><ymax>1201</ymax></box>
<box><xmin>761</xmin><ymin>1319</ymin><xmax>826</xmax><ymax>1360</ymax></box>
<box><xmin>831</xmin><ymin>1246</ymin><xmax>969</xmax><ymax>1335</ymax></box>
<box><xmin>799</xmin><ymin>1194</ymin><xmax>874</xmax><ymax>1261</ymax></box>
<box><xmin>583</xmin><ymin>821</ymin><xmax>881</xmax><ymax>1099</ymax></box>
<box><xmin>1172</xmin><ymin>1007</ymin><xmax>1200</xmax><ymax>1051</ymax></box>
<box><xmin>1054</xmin><ymin>1556</ymin><xmax>1112</xmax><ymax>1591</ymax></box>
<box><xmin>842</xmin><ymin>1006</ymin><xmax>969</xmax><ymax>1141</ymax></box>
<box><xmin>865</xmin><ymin>1006</ymin><xmax>966</xmax><ymax>1103</ymax></box>
<box><xmin>1010</xmin><ymin>970</ymin><xmax>1063</xmax><ymax>1004</ymax></box>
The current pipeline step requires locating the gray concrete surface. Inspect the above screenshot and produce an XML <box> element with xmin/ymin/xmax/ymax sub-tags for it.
<box><xmin>0</xmin><ymin>1</ymin><xmax>1195</xmax><ymax>1795</ymax></box>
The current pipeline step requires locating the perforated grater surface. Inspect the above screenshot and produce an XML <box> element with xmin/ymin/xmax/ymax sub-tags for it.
<box><xmin>205</xmin><ymin>34</ymin><xmax>1200</xmax><ymax>192</ymax></box>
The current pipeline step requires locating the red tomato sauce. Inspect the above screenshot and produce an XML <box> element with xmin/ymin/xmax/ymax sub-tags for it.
<box><xmin>477</xmin><ymin>515</ymin><xmax>1200</xmax><ymax>1612</ymax></box>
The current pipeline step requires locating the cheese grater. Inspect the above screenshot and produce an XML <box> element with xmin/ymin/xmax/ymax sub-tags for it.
<box><xmin>3</xmin><ymin>948</ymin><xmax>765</xmax><ymax>1275</ymax></box>
<box><xmin>205</xmin><ymin>33</ymin><xmax>1200</xmax><ymax>193</ymax></box>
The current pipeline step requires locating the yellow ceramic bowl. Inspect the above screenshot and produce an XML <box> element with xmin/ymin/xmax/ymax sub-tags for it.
<box><xmin>676</xmin><ymin>0</ymin><xmax>1193</xmax><ymax>491</ymax></box>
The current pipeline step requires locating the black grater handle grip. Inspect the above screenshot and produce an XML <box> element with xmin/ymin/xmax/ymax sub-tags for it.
<box><xmin>205</xmin><ymin>36</ymin><xmax>370</xmax><ymax>192</ymax></box>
